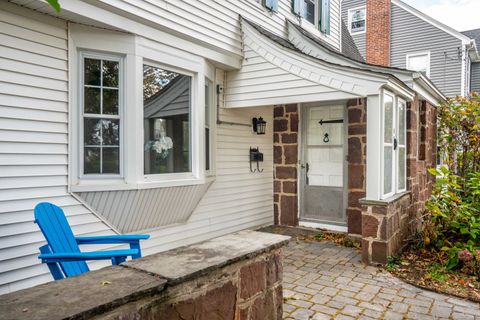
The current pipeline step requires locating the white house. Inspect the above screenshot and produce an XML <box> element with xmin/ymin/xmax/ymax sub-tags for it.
<box><xmin>0</xmin><ymin>0</ymin><xmax>444</xmax><ymax>293</ymax></box>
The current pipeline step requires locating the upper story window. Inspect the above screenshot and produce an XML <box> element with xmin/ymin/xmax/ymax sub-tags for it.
<box><xmin>143</xmin><ymin>65</ymin><xmax>192</xmax><ymax>175</ymax></box>
<box><xmin>348</xmin><ymin>7</ymin><xmax>366</xmax><ymax>34</ymax></box>
<box><xmin>382</xmin><ymin>91</ymin><xmax>407</xmax><ymax>198</ymax></box>
<box><xmin>406</xmin><ymin>52</ymin><xmax>431</xmax><ymax>78</ymax></box>
<box><xmin>81</xmin><ymin>54</ymin><xmax>122</xmax><ymax>176</ymax></box>
<box><xmin>263</xmin><ymin>0</ymin><xmax>279</xmax><ymax>12</ymax></box>
<box><xmin>292</xmin><ymin>0</ymin><xmax>331</xmax><ymax>34</ymax></box>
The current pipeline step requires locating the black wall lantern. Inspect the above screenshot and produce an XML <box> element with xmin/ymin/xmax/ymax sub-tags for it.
<box><xmin>252</xmin><ymin>117</ymin><xmax>266</xmax><ymax>135</ymax></box>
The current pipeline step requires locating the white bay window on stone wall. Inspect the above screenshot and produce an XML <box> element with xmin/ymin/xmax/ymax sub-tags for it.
<box><xmin>382</xmin><ymin>91</ymin><xmax>407</xmax><ymax>199</ymax></box>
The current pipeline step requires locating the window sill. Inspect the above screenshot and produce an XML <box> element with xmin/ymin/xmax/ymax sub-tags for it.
<box><xmin>360</xmin><ymin>191</ymin><xmax>411</xmax><ymax>207</ymax></box>
<box><xmin>70</xmin><ymin>176</ymin><xmax>216</xmax><ymax>193</ymax></box>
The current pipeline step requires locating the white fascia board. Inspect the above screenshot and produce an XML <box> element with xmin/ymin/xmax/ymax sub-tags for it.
<box><xmin>414</xmin><ymin>73</ymin><xmax>447</xmax><ymax>106</ymax></box>
<box><xmin>392</xmin><ymin>0</ymin><xmax>471</xmax><ymax>43</ymax></box>
<box><xmin>384</xmin><ymin>79</ymin><xmax>415</xmax><ymax>102</ymax></box>
<box><xmin>286</xmin><ymin>21</ymin><xmax>414</xmax><ymax>84</ymax></box>
<box><xmin>242</xmin><ymin>21</ymin><xmax>390</xmax><ymax>96</ymax></box>
<box><xmin>44</xmin><ymin>0</ymin><xmax>242</xmax><ymax>69</ymax></box>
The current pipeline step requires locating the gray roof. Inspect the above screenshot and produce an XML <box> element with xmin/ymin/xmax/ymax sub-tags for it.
<box><xmin>341</xmin><ymin>20</ymin><xmax>365</xmax><ymax>62</ymax></box>
<box><xmin>462</xmin><ymin>28</ymin><xmax>480</xmax><ymax>50</ymax></box>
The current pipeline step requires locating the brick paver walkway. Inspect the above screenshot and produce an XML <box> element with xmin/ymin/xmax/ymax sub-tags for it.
<box><xmin>283</xmin><ymin>240</ymin><xmax>480</xmax><ymax>320</ymax></box>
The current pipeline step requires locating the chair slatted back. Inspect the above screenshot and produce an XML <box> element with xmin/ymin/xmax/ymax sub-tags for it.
<box><xmin>34</xmin><ymin>202</ymin><xmax>90</xmax><ymax>278</ymax></box>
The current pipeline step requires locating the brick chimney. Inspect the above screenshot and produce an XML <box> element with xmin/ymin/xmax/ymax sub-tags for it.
<box><xmin>366</xmin><ymin>0</ymin><xmax>391</xmax><ymax>66</ymax></box>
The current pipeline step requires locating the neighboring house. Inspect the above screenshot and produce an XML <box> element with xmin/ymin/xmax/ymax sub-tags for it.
<box><xmin>0</xmin><ymin>0</ymin><xmax>444</xmax><ymax>293</ymax></box>
<box><xmin>462</xmin><ymin>28</ymin><xmax>480</xmax><ymax>94</ymax></box>
<box><xmin>341</xmin><ymin>0</ymin><xmax>480</xmax><ymax>97</ymax></box>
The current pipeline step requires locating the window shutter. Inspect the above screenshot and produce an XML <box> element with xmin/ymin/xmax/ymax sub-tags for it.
<box><xmin>264</xmin><ymin>0</ymin><xmax>279</xmax><ymax>12</ymax></box>
<box><xmin>291</xmin><ymin>0</ymin><xmax>301</xmax><ymax>15</ymax></box>
<box><xmin>319</xmin><ymin>0</ymin><xmax>331</xmax><ymax>34</ymax></box>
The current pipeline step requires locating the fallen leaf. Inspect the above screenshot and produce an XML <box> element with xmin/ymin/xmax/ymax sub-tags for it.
<box><xmin>101</xmin><ymin>280</ymin><xmax>112</xmax><ymax>286</ymax></box>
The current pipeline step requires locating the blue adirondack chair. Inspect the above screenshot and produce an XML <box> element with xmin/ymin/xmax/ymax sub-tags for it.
<box><xmin>34</xmin><ymin>202</ymin><xmax>150</xmax><ymax>280</ymax></box>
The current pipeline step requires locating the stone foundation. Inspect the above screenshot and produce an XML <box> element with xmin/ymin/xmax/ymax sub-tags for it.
<box><xmin>0</xmin><ymin>231</ymin><xmax>289</xmax><ymax>320</ymax></box>
<box><xmin>273</xmin><ymin>104</ymin><xmax>299</xmax><ymax>226</ymax></box>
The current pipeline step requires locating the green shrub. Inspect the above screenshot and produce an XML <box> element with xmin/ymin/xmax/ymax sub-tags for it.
<box><xmin>423</xmin><ymin>94</ymin><xmax>480</xmax><ymax>275</ymax></box>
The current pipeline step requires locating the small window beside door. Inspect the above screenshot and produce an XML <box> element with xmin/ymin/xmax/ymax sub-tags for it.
<box><xmin>348</xmin><ymin>7</ymin><xmax>366</xmax><ymax>34</ymax></box>
<box><xmin>382</xmin><ymin>91</ymin><xmax>407</xmax><ymax>199</ymax></box>
<box><xmin>406</xmin><ymin>52</ymin><xmax>431</xmax><ymax>78</ymax></box>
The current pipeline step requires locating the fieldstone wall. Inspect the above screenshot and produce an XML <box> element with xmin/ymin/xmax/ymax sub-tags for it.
<box><xmin>0</xmin><ymin>231</ymin><xmax>289</xmax><ymax>320</ymax></box>
<box><xmin>361</xmin><ymin>97</ymin><xmax>437</xmax><ymax>264</ymax></box>
<box><xmin>273</xmin><ymin>104</ymin><xmax>299</xmax><ymax>226</ymax></box>
<box><xmin>347</xmin><ymin>98</ymin><xmax>367</xmax><ymax>236</ymax></box>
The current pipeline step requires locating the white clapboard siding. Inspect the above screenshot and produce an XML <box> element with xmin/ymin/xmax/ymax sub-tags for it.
<box><xmin>0</xmin><ymin>7</ymin><xmax>115</xmax><ymax>294</ymax></box>
<box><xmin>11</xmin><ymin>0</ymin><xmax>341</xmax><ymax>61</ymax></box>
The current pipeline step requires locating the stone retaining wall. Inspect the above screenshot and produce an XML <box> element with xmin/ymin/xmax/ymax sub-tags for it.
<box><xmin>0</xmin><ymin>231</ymin><xmax>289</xmax><ymax>320</ymax></box>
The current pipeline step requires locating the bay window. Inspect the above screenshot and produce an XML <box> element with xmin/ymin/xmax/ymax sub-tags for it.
<box><xmin>382</xmin><ymin>91</ymin><xmax>407</xmax><ymax>198</ymax></box>
<box><xmin>81</xmin><ymin>54</ymin><xmax>122</xmax><ymax>176</ymax></box>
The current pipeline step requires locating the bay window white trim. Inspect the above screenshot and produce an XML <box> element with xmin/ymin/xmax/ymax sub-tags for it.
<box><xmin>69</xmin><ymin>24</ymin><xmax>212</xmax><ymax>192</ymax></box>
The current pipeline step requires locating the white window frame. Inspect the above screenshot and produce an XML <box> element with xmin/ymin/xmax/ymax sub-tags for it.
<box><xmin>348</xmin><ymin>6</ymin><xmax>366</xmax><ymax>35</ymax></box>
<box><xmin>396</xmin><ymin>97</ymin><xmax>407</xmax><ymax>194</ymax></box>
<box><xmin>69</xmin><ymin>24</ymin><xmax>211</xmax><ymax>192</ymax></box>
<box><xmin>79</xmin><ymin>51</ymin><xmax>125</xmax><ymax>180</ymax></box>
<box><xmin>406</xmin><ymin>51</ymin><xmax>431</xmax><ymax>78</ymax></box>
<box><xmin>204</xmin><ymin>77</ymin><xmax>214</xmax><ymax>176</ymax></box>
<box><xmin>380</xmin><ymin>90</ymin><xmax>407</xmax><ymax>199</ymax></box>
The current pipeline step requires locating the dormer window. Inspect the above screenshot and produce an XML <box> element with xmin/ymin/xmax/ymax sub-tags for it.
<box><xmin>348</xmin><ymin>7</ymin><xmax>366</xmax><ymax>34</ymax></box>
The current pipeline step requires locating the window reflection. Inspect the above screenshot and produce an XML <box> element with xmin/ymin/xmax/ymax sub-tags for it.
<box><xmin>143</xmin><ymin>65</ymin><xmax>191</xmax><ymax>174</ymax></box>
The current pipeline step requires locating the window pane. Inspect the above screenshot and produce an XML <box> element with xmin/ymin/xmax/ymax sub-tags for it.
<box><xmin>384</xmin><ymin>94</ymin><xmax>393</xmax><ymax>143</ymax></box>
<box><xmin>143</xmin><ymin>65</ymin><xmax>191</xmax><ymax>174</ymax></box>
<box><xmin>102</xmin><ymin>147</ymin><xmax>120</xmax><ymax>174</ymax></box>
<box><xmin>103</xmin><ymin>89</ymin><xmax>119</xmax><ymax>115</ymax></box>
<box><xmin>384</xmin><ymin>146</ymin><xmax>393</xmax><ymax>195</ymax></box>
<box><xmin>102</xmin><ymin>119</ymin><xmax>120</xmax><ymax>146</ymax></box>
<box><xmin>102</xmin><ymin>60</ymin><xmax>119</xmax><ymax>87</ymax></box>
<box><xmin>398</xmin><ymin>147</ymin><xmax>406</xmax><ymax>190</ymax></box>
<box><xmin>84</xmin><ymin>147</ymin><xmax>100</xmax><ymax>174</ymax></box>
<box><xmin>84</xmin><ymin>58</ymin><xmax>101</xmax><ymax>86</ymax></box>
<box><xmin>84</xmin><ymin>118</ymin><xmax>102</xmax><ymax>145</ymax></box>
<box><xmin>84</xmin><ymin>87</ymin><xmax>100</xmax><ymax>114</ymax></box>
<box><xmin>351</xmin><ymin>8</ymin><xmax>365</xmax><ymax>32</ymax></box>
<box><xmin>303</xmin><ymin>0</ymin><xmax>315</xmax><ymax>24</ymax></box>
<box><xmin>398</xmin><ymin>100</ymin><xmax>406</xmax><ymax>145</ymax></box>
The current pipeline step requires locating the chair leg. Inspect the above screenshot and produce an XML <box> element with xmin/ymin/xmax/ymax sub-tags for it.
<box><xmin>111</xmin><ymin>256</ymin><xmax>127</xmax><ymax>265</ymax></box>
<box><xmin>130</xmin><ymin>241</ymin><xmax>142</xmax><ymax>259</ymax></box>
<box><xmin>40</xmin><ymin>245</ymin><xmax>64</xmax><ymax>280</ymax></box>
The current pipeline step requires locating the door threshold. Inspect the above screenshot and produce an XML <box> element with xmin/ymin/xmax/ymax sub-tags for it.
<box><xmin>299</xmin><ymin>221</ymin><xmax>348</xmax><ymax>233</ymax></box>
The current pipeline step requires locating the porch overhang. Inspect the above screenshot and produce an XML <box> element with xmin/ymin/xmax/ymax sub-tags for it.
<box><xmin>224</xmin><ymin>19</ymin><xmax>414</xmax><ymax>108</ymax></box>
<box><xmin>286</xmin><ymin>20</ymin><xmax>446</xmax><ymax>107</ymax></box>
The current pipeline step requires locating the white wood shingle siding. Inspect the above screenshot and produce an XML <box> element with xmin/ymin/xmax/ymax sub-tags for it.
<box><xmin>0</xmin><ymin>6</ymin><xmax>115</xmax><ymax>294</ymax></box>
<box><xmin>390</xmin><ymin>3</ymin><xmax>464</xmax><ymax>97</ymax></box>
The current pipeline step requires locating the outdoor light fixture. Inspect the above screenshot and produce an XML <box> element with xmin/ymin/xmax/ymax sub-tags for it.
<box><xmin>252</xmin><ymin>117</ymin><xmax>266</xmax><ymax>135</ymax></box>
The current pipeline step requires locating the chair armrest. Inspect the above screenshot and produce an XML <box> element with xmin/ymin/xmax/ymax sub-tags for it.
<box><xmin>39</xmin><ymin>249</ymin><xmax>139</xmax><ymax>263</ymax></box>
<box><xmin>75</xmin><ymin>235</ymin><xmax>150</xmax><ymax>245</ymax></box>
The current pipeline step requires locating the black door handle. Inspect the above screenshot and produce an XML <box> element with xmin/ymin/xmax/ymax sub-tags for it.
<box><xmin>394</xmin><ymin>138</ymin><xmax>398</xmax><ymax>150</ymax></box>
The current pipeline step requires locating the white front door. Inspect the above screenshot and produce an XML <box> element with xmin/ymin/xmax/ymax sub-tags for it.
<box><xmin>300</xmin><ymin>105</ymin><xmax>347</xmax><ymax>225</ymax></box>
